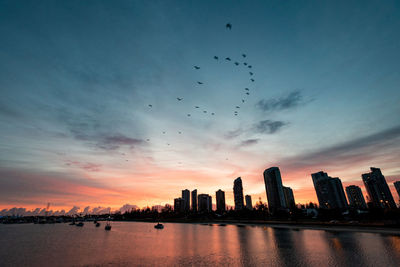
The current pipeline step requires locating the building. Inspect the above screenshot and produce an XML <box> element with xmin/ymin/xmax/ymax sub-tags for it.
<box><xmin>191</xmin><ymin>189</ymin><xmax>197</xmax><ymax>212</ymax></box>
<box><xmin>362</xmin><ymin>167</ymin><xmax>396</xmax><ymax>209</ymax></box>
<box><xmin>345</xmin><ymin>185</ymin><xmax>367</xmax><ymax>209</ymax></box>
<box><xmin>198</xmin><ymin>194</ymin><xmax>212</xmax><ymax>212</ymax></box>
<box><xmin>216</xmin><ymin>189</ymin><xmax>226</xmax><ymax>213</ymax></box>
<box><xmin>283</xmin><ymin>186</ymin><xmax>295</xmax><ymax>209</ymax></box>
<box><xmin>245</xmin><ymin>195</ymin><xmax>253</xmax><ymax>210</ymax></box>
<box><xmin>394</xmin><ymin>181</ymin><xmax>400</xmax><ymax>200</ymax></box>
<box><xmin>233</xmin><ymin>177</ymin><xmax>245</xmax><ymax>210</ymax></box>
<box><xmin>263</xmin><ymin>167</ymin><xmax>287</xmax><ymax>212</ymax></box>
<box><xmin>182</xmin><ymin>189</ymin><xmax>190</xmax><ymax>212</ymax></box>
<box><xmin>174</xmin><ymin>198</ymin><xmax>184</xmax><ymax>213</ymax></box>
<box><xmin>311</xmin><ymin>171</ymin><xmax>348</xmax><ymax>209</ymax></box>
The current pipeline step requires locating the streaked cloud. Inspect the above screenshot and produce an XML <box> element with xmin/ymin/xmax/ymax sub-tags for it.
<box><xmin>254</xmin><ymin>120</ymin><xmax>287</xmax><ymax>134</ymax></box>
<box><xmin>256</xmin><ymin>90</ymin><xmax>304</xmax><ymax>112</ymax></box>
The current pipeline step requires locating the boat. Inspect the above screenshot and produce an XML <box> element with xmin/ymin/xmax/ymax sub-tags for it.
<box><xmin>154</xmin><ymin>223</ymin><xmax>164</xmax><ymax>229</ymax></box>
<box><xmin>96</xmin><ymin>222</ymin><xmax>100</xmax><ymax>227</ymax></box>
<box><xmin>76</xmin><ymin>222</ymin><xmax>84</xmax><ymax>227</ymax></box>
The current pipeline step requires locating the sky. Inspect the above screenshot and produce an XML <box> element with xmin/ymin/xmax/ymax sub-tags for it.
<box><xmin>1</xmin><ymin>0</ymin><xmax>400</xmax><ymax>212</ymax></box>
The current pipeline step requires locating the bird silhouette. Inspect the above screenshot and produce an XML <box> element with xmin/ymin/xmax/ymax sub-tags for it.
<box><xmin>234</xmin><ymin>62</ymin><xmax>239</xmax><ymax>66</ymax></box>
<box><xmin>248</xmin><ymin>65</ymin><xmax>252</xmax><ymax>68</ymax></box>
<box><xmin>195</xmin><ymin>106</ymin><xmax>200</xmax><ymax>108</ymax></box>
<box><xmin>194</xmin><ymin>66</ymin><xmax>200</xmax><ymax>69</ymax></box>
<box><xmin>226</xmin><ymin>23</ymin><xmax>232</xmax><ymax>30</ymax></box>
<box><xmin>167</xmin><ymin>143</ymin><xmax>170</xmax><ymax>146</ymax></box>
<box><xmin>242</xmin><ymin>54</ymin><xmax>246</xmax><ymax>58</ymax></box>
<box><xmin>249</xmin><ymin>72</ymin><xmax>253</xmax><ymax>75</ymax></box>
<box><xmin>245</xmin><ymin>88</ymin><xmax>249</xmax><ymax>91</ymax></box>
<box><xmin>203</xmin><ymin>110</ymin><xmax>207</xmax><ymax>113</ymax></box>
<box><xmin>236</xmin><ymin>106</ymin><xmax>240</xmax><ymax>109</ymax></box>
<box><xmin>225</xmin><ymin>57</ymin><xmax>231</xmax><ymax>61</ymax></box>
<box><xmin>234</xmin><ymin>113</ymin><xmax>238</xmax><ymax>116</ymax></box>
<box><xmin>197</xmin><ymin>81</ymin><xmax>203</xmax><ymax>85</ymax></box>
<box><xmin>211</xmin><ymin>112</ymin><xmax>215</xmax><ymax>115</ymax></box>
<box><xmin>250</xmin><ymin>79</ymin><xmax>255</xmax><ymax>82</ymax></box>
<box><xmin>177</xmin><ymin>97</ymin><xmax>183</xmax><ymax>101</ymax></box>
<box><xmin>243</xmin><ymin>62</ymin><xmax>247</xmax><ymax>66</ymax></box>
<box><xmin>187</xmin><ymin>114</ymin><xmax>191</xmax><ymax>117</ymax></box>
<box><xmin>178</xmin><ymin>131</ymin><xmax>182</xmax><ymax>134</ymax></box>
<box><xmin>214</xmin><ymin>56</ymin><xmax>219</xmax><ymax>60</ymax></box>
<box><xmin>246</xmin><ymin>92</ymin><xmax>250</xmax><ymax>95</ymax></box>
<box><xmin>242</xmin><ymin>99</ymin><xmax>245</xmax><ymax>103</ymax></box>
<box><xmin>146</xmin><ymin>139</ymin><xmax>150</xmax><ymax>141</ymax></box>
<box><xmin>162</xmin><ymin>131</ymin><xmax>166</xmax><ymax>134</ymax></box>
<box><xmin>148</xmin><ymin>104</ymin><xmax>152</xmax><ymax>108</ymax></box>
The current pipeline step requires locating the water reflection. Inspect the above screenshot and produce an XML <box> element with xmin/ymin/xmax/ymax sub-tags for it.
<box><xmin>0</xmin><ymin>222</ymin><xmax>399</xmax><ymax>267</ymax></box>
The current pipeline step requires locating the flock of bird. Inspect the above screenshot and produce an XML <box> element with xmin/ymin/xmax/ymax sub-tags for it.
<box><xmin>144</xmin><ymin>23</ymin><xmax>257</xmax><ymax>152</ymax></box>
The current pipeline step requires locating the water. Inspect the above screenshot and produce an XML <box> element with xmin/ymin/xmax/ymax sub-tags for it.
<box><xmin>0</xmin><ymin>222</ymin><xmax>399</xmax><ymax>266</ymax></box>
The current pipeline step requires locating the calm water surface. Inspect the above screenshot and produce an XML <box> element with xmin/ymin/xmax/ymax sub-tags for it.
<box><xmin>1</xmin><ymin>222</ymin><xmax>400</xmax><ymax>266</ymax></box>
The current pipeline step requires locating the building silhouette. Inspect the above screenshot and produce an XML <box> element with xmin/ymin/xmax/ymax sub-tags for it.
<box><xmin>233</xmin><ymin>177</ymin><xmax>245</xmax><ymax>210</ymax></box>
<box><xmin>182</xmin><ymin>189</ymin><xmax>190</xmax><ymax>212</ymax></box>
<box><xmin>345</xmin><ymin>185</ymin><xmax>367</xmax><ymax>209</ymax></box>
<box><xmin>311</xmin><ymin>171</ymin><xmax>348</xmax><ymax>209</ymax></box>
<box><xmin>174</xmin><ymin>198</ymin><xmax>184</xmax><ymax>212</ymax></box>
<box><xmin>245</xmin><ymin>195</ymin><xmax>253</xmax><ymax>210</ymax></box>
<box><xmin>394</xmin><ymin>181</ymin><xmax>400</xmax><ymax>201</ymax></box>
<box><xmin>264</xmin><ymin>167</ymin><xmax>287</xmax><ymax>212</ymax></box>
<box><xmin>216</xmin><ymin>189</ymin><xmax>226</xmax><ymax>213</ymax></box>
<box><xmin>198</xmin><ymin>194</ymin><xmax>212</xmax><ymax>212</ymax></box>
<box><xmin>283</xmin><ymin>186</ymin><xmax>295</xmax><ymax>209</ymax></box>
<box><xmin>191</xmin><ymin>189</ymin><xmax>197</xmax><ymax>212</ymax></box>
<box><xmin>362</xmin><ymin>167</ymin><xmax>396</xmax><ymax>209</ymax></box>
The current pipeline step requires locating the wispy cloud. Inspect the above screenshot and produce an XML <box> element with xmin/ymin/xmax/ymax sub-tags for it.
<box><xmin>240</xmin><ymin>139</ymin><xmax>259</xmax><ymax>146</ymax></box>
<box><xmin>254</xmin><ymin>120</ymin><xmax>287</xmax><ymax>134</ymax></box>
<box><xmin>256</xmin><ymin>90</ymin><xmax>304</xmax><ymax>112</ymax></box>
<box><xmin>65</xmin><ymin>161</ymin><xmax>102</xmax><ymax>172</ymax></box>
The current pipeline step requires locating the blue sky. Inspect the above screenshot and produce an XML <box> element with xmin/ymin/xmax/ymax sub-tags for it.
<box><xmin>0</xmin><ymin>0</ymin><xmax>399</xmax><ymax>210</ymax></box>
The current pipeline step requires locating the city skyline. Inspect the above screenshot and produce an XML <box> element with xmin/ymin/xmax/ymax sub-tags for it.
<box><xmin>1</xmin><ymin>1</ymin><xmax>400</xmax><ymax>211</ymax></box>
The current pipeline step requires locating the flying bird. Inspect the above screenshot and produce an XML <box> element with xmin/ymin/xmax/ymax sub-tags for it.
<box><xmin>177</xmin><ymin>97</ymin><xmax>183</xmax><ymax>101</ymax></box>
<box><xmin>236</xmin><ymin>106</ymin><xmax>240</xmax><ymax>109</ymax></box>
<box><xmin>203</xmin><ymin>110</ymin><xmax>207</xmax><ymax>113</ymax></box>
<box><xmin>162</xmin><ymin>131</ymin><xmax>166</xmax><ymax>134</ymax></box>
<box><xmin>246</xmin><ymin>92</ymin><xmax>250</xmax><ymax>95</ymax></box>
<box><xmin>242</xmin><ymin>99</ymin><xmax>245</xmax><ymax>103</ymax></box>
<box><xmin>242</xmin><ymin>54</ymin><xmax>246</xmax><ymax>58</ymax></box>
<box><xmin>187</xmin><ymin>114</ymin><xmax>191</xmax><ymax>117</ymax></box>
<box><xmin>146</xmin><ymin>139</ymin><xmax>150</xmax><ymax>141</ymax></box>
<box><xmin>234</xmin><ymin>62</ymin><xmax>239</xmax><ymax>66</ymax></box>
<box><xmin>226</xmin><ymin>23</ymin><xmax>232</xmax><ymax>30</ymax></box>
<box><xmin>214</xmin><ymin>56</ymin><xmax>219</xmax><ymax>60</ymax></box>
<box><xmin>195</xmin><ymin>106</ymin><xmax>200</xmax><ymax>108</ymax></box>
<box><xmin>194</xmin><ymin>66</ymin><xmax>200</xmax><ymax>69</ymax></box>
<box><xmin>250</xmin><ymin>79</ymin><xmax>255</xmax><ymax>82</ymax></box>
<box><xmin>178</xmin><ymin>131</ymin><xmax>182</xmax><ymax>134</ymax></box>
<box><xmin>243</xmin><ymin>62</ymin><xmax>247</xmax><ymax>66</ymax></box>
<box><xmin>248</xmin><ymin>65</ymin><xmax>252</xmax><ymax>68</ymax></box>
<box><xmin>249</xmin><ymin>72</ymin><xmax>253</xmax><ymax>75</ymax></box>
<box><xmin>197</xmin><ymin>81</ymin><xmax>203</xmax><ymax>85</ymax></box>
<box><xmin>148</xmin><ymin>104</ymin><xmax>153</xmax><ymax>108</ymax></box>
<box><xmin>225</xmin><ymin>57</ymin><xmax>231</xmax><ymax>61</ymax></box>
<box><xmin>211</xmin><ymin>112</ymin><xmax>215</xmax><ymax>115</ymax></box>
<box><xmin>245</xmin><ymin>88</ymin><xmax>249</xmax><ymax>91</ymax></box>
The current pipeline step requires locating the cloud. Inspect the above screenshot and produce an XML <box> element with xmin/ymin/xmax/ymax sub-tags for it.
<box><xmin>225</xmin><ymin>128</ymin><xmax>244</xmax><ymax>139</ymax></box>
<box><xmin>257</xmin><ymin>90</ymin><xmax>304</xmax><ymax>112</ymax></box>
<box><xmin>98</xmin><ymin>134</ymin><xmax>144</xmax><ymax>150</ymax></box>
<box><xmin>65</xmin><ymin>161</ymin><xmax>102</xmax><ymax>172</ymax></box>
<box><xmin>240</xmin><ymin>139</ymin><xmax>259</xmax><ymax>146</ymax></box>
<box><xmin>254</xmin><ymin>120</ymin><xmax>287</xmax><ymax>134</ymax></box>
<box><xmin>280</xmin><ymin>125</ymin><xmax>400</xmax><ymax>173</ymax></box>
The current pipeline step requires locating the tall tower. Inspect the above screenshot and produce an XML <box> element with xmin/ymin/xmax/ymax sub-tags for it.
<box><xmin>345</xmin><ymin>185</ymin><xmax>367</xmax><ymax>209</ymax></box>
<box><xmin>311</xmin><ymin>171</ymin><xmax>348</xmax><ymax>209</ymax></box>
<box><xmin>191</xmin><ymin>189</ymin><xmax>197</xmax><ymax>212</ymax></box>
<box><xmin>263</xmin><ymin>167</ymin><xmax>287</xmax><ymax>212</ymax></box>
<box><xmin>233</xmin><ymin>177</ymin><xmax>245</xmax><ymax>210</ymax></box>
<box><xmin>182</xmin><ymin>189</ymin><xmax>190</xmax><ymax>212</ymax></box>
<box><xmin>394</xmin><ymin>181</ymin><xmax>400</xmax><ymax>201</ymax></box>
<box><xmin>362</xmin><ymin>167</ymin><xmax>396</xmax><ymax>209</ymax></box>
<box><xmin>216</xmin><ymin>189</ymin><xmax>226</xmax><ymax>213</ymax></box>
<box><xmin>283</xmin><ymin>186</ymin><xmax>295</xmax><ymax>209</ymax></box>
<box><xmin>245</xmin><ymin>195</ymin><xmax>253</xmax><ymax>210</ymax></box>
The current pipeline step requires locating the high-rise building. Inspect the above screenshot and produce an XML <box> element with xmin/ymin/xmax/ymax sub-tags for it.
<box><xmin>263</xmin><ymin>167</ymin><xmax>287</xmax><ymax>212</ymax></box>
<box><xmin>233</xmin><ymin>177</ymin><xmax>245</xmax><ymax>210</ymax></box>
<box><xmin>191</xmin><ymin>189</ymin><xmax>197</xmax><ymax>212</ymax></box>
<box><xmin>311</xmin><ymin>171</ymin><xmax>348</xmax><ymax>209</ymax></box>
<box><xmin>245</xmin><ymin>195</ymin><xmax>253</xmax><ymax>210</ymax></box>
<box><xmin>216</xmin><ymin>189</ymin><xmax>226</xmax><ymax>213</ymax></box>
<box><xmin>394</xmin><ymin>181</ymin><xmax>400</xmax><ymax>200</ymax></box>
<box><xmin>283</xmin><ymin>186</ymin><xmax>295</xmax><ymax>209</ymax></box>
<box><xmin>362</xmin><ymin>167</ymin><xmax>396</xmax><ymax>209</ymax></box>
<box><xmin>345</xmin><ymin>185</ymin><xmax>367</xmax><ymax>209</ymax></box>
<box><xmin>198</xmin><ymin>194</ymin><xmax>212</xmax><ymax>212</ymax></box>
<box><xmin>174</xmin><ymin>198</ymin><xmax>184</xmax><ymax>212</ymax></box>
<box><xmin>182</xmin><ymin>189</ymin><xmax>190</xmax><ymax>212</ymax></box>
